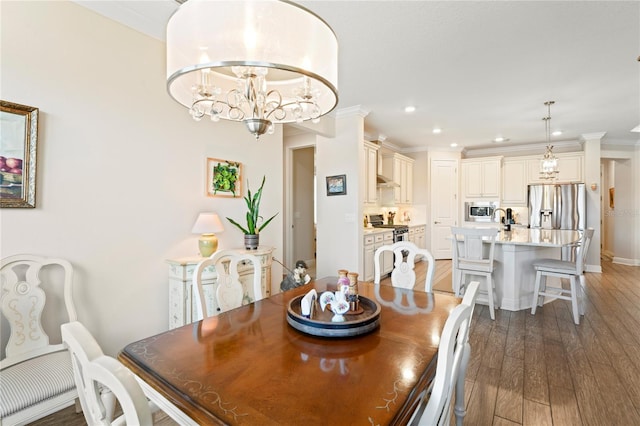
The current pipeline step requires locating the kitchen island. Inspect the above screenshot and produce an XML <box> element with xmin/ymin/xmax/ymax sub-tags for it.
<box><xmin>453</xmin><ymin>227</ymin><xmax>582</xmax><ymax>311</ymax></box>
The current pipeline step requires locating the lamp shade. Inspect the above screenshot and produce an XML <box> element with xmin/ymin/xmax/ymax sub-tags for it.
<box><xmin>166</xmin><ymin>0</ymin><xmax>338</xmax><ymax>137</ymax></box>
<box><xmin>192</xmin><ymin>212</ymin><xmax>224</xmax><ymax>234</ymax></box>
<box><xmin>192</xmin><ymin>213</ymin><xmax>224</xmax><ymax>257</ymax></box>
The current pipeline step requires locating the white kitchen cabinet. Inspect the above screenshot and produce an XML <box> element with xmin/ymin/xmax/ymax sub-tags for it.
<box><xmin>363</xmin><ymin>141</ymin><xmax>379</xmax><ymax>205</ymax></box>
<box><xmin>461</xmin><ymin>157</ymin><xmax>502</xmax><ymax>199</ymax></box>
<box><xmin>381</xmin><ymin>153</ymin><xmax>414</xmax><ymax>205</ymax></box>
<box><xmin>167</xmin><ymin>247</ymin><xmax>274</xmax><ymax>329</ymax></box>
<box><xmin>409</xmin><ymin>225</ymin><xmax>427</xmax><ymax>260</ymax></box>
<box><xmin>363</xmin><ymin>231</ymin><xmax>393</xmax><ymax>281</ymax></box>
<box><xmin>527</xmin><ymin>152</ymin><xmax>584</xmax><ymax>183</ymax></box>
<box><xmin>501</xmin><ymin>158</ymin><xmax>528</xmax><ymax>206</ymax></box>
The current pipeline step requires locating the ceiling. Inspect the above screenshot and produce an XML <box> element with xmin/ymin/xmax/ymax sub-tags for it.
<box><xmin>75</xmin><ymin>1</ymin><xmax>640</xmax><ymax>152</ymax></box>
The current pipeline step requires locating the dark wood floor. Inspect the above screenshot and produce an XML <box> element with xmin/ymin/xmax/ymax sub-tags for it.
<box><xmin>32</xmin><ymin>259</ymin><xmax>639</xmax><ymax>425</ymax></box>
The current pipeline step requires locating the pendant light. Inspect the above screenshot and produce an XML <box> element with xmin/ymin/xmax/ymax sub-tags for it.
<box><xmin>540</xmin><ymin>101</ymin><xmax>559</xmax><ymax>180</ymax></box>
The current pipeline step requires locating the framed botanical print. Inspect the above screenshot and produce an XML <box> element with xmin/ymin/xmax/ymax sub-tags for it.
<box><xmin>206</xmin><ymin>157</ymin><xmax>243</xmax><ymax>198</ymax></box>
<box><xmin>1</xmin><ymin>101</ymin><xmax>39</xmax><ymax>208</ymax></box>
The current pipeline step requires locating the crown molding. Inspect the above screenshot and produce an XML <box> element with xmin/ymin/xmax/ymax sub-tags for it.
<box><xmin>462</xmin><ymin>139</ymin><xmax>583</xmax><ymax>158</ymax></box>
<box><xmin>335</xmin><ymin>105</ymin><xmax>370</xmax><ymax>119</ymax></box>
<box><xmin>580</xmin><ymin>132</ymin><xmax>607</xmax><ymax>141</ymax></box>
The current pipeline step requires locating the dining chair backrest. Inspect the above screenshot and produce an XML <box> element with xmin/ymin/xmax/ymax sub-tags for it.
<box><xmin>460</xmin><ymin>280</ymin><xmax>480</xmax><ymax>320</ymax></box>
<box><xmin>418</xmin><ymin>303</ymin><xmax>473</xmax><ymax>425</ymax></box>
<box><xmin>193</xmin><ymin>249</ymin><xmax>263</xmax><ymax>320</ymax></box>
<box><xmin>450</xmin><ymin>226</ymin><xmax>497</xmax><ymax>272</ymax></box>
<box><xmin>61</xmin><ymin>321</ymin><xmax>153</xmax><ymax>426</ymax></box>
<box><xmin>575</xmin><ymin>228</ymin><xmax>594</xmax><ymax>274</ymax></box>
<box><xmin>373</xmin><ymin>241</ymin><xmax>436</xmax><ymax>292</ymax></box>
<box><xmin>0</xmin><ymin>254</ymin><xmax>78</xmax><ymax>424</ymax></box>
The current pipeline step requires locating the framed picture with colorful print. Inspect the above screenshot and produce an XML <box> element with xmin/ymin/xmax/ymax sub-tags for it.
<box><xmin>1</xmin><ymin>100</ymin><xmax>39</xmax><ymax>208</ymax></box>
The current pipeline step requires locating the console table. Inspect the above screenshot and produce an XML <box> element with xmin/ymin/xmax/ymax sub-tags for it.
<box><xmin>167</xmin><ymin>246</ymin><xmax>274</xmax><ymax>329</ymax></box>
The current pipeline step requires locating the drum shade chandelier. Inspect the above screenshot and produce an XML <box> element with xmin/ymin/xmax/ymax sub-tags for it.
<box><xmin>166</xmin><ymin>0</ymin><xmax>339</xmax><ymax>139</ymax></box>
<box><xmin>540</xmin><ymin>101</ymin><xmax>559</xmax><ymax>180</ymax></box>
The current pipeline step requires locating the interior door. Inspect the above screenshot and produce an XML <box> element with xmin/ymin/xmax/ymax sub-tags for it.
<box><xmin>430</xmin><ymin>159</ymin><xmax>458</xmax><ymax>259</ymax></box>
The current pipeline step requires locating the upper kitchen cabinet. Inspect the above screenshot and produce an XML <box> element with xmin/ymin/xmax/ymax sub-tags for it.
<box><xmin>363</xmin><ymin>141</ymin><xmax>379</xmax><ymax>205</ymax></box>
<box><xmin>381</xmin><ymin>152</ymin><xmax>414</xmax><ymax>205</ymax></box>
<box><xmin>461</xmin><ymin>156</ymin><xmax>502</xmax><ymax>199</ymax></box>
<box><xmin>502</xmin><ymin>158</ymin><xmax>528</xmax><ymax>206</ymax></box>
<box><xmin>527</xmin><ymin>152</ymin><xmax>584</xmax><ymax>184</ymax></box>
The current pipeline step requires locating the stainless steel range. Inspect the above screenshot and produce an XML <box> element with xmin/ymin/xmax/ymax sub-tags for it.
<box><xmin>368</xmin><ymin>214</ymin><xmax>409</xmax><ymax>242</ymax></box>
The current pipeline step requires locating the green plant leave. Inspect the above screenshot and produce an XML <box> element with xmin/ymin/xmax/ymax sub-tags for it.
<box><xmin>226</xmin><ymin>176</ymin><xmax>278</xmax><ymax>235</ymax></box>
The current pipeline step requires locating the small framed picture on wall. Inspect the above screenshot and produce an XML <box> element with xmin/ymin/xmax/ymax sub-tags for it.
<box><xmin>326</xmin><ymin>174</ymin><xmax>346</xmax><ymax>196</ymax></box>
<box><xmin>206</xmin><ymin>157</ymin><xmax>243</xmax><ymax>198</ymax></box>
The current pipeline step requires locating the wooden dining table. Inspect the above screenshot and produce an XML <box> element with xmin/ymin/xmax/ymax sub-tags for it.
<box><xmin>118</xmin><ymin>277</ymin><xmax>461</xmax><ymax>425</ymax></box>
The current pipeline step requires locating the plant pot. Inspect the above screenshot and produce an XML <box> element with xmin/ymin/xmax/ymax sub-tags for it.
<box><xmin>244</xmin><ymin>234</ymin><xmax>259</xmax><ymax>250</ymax></box>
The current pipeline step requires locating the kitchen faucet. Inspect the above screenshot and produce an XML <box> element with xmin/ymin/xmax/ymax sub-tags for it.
<box><xmin>493</xmin><ymin>208</ymin><xmax>511</xmax><ymax>231</ymax></box>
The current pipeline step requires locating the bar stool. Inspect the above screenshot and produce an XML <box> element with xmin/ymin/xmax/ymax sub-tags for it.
<box><xmin>451</xmin><ymin>226</ymin><xmax>498</xmax><ymax>320</ymax></box>
<box><xmin>531</xmin><ymin>228</ymin><xmax>594</xmax><ymax>325</ymax></box>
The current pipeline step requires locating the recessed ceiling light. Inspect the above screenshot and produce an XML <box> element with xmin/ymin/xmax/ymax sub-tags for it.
<box><xmin>450</xmin><ymin>143</ymin><xmax>458</xmax><ymax>147</ymax></box>
<box><xmin>552</xmin><ymin>130</ymin><xmax>563</xmax><ymax>136</ymax></box>
<box><xmin>404</xmin><ymin>106</ymin><xmax>416</xmax><ymax>113</ymax></box>
<box><xmin>493</xmin><ymin>137</ymin><xmax>509</xmax><ymax>143</ymax></box>
<box><xmin>433</xmin><ymin>128</ymin><xmax>442</xmax><ymax>134</ymax></box>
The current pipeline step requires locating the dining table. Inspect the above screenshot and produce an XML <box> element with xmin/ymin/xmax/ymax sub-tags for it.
<box><xmin>118</xmin><ymin>277</ymin><xmax>462</xmax><ymax>425</ymax></box>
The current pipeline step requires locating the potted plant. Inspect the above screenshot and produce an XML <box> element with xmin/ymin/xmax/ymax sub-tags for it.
<box><xmin>227</xmin><ymin>176</ymin><xmax>278</xmax><ymax>249</ymax></box>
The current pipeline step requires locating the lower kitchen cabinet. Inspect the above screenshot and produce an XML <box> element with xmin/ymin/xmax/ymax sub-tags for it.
<box><xmin>363</xmin><ymin>231</ymin><xmax>393</xmax><ymax>281</ymax></box>
<box><xmin>409</xmin><ymin>225</ymin><xmax>427</xmax><ymax>259</ymax></box>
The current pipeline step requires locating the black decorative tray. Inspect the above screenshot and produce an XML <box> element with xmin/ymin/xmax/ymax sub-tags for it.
<box><xmin>286</xmin><ymin>294</ymin><xmax>381</xmax><ymax>338</ymax></box>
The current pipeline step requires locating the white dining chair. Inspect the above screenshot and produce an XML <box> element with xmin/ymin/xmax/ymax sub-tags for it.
<box><xmin>373</xmin><ymin>241</ymin><xmax>436</xmax><ymax>292</ymax></box>
<box><xmin>0</xmin><ymin>255</ymin><xmax>78</xmax><ymax>425</ymax></box>
<box><xmin>193</xmin><ymin>249</ymin><xmax>263</xmax><ymax>320</ymax></box>
<box><xmin>531</xmin><ymin>228</ymin><xmax>594</xmax><ymax>325</ymax></box>
<box><xmin>61</xmin><ymin>321</ymin><xmax>157</xmax><ymax>425</ymax></box>
<box><xmin>454</xmin><ymin>281</ymin><xmax>480</xmax><ymax>426</ymax></box>
<box><xmin>410</xmin><ymin>302</ymin><xmax>474</xmax><ymax>425</ymax></box>
<box><xmin>451</xmin><ymin>226</ymin><xmax>498</xmax><ymax>319</ymax></box>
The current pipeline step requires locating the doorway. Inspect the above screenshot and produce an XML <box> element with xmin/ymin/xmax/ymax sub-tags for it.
<box><xmin>290</xmin><ymin>146</ymin><xmax>316</xmax><ymax>273</ymax></box>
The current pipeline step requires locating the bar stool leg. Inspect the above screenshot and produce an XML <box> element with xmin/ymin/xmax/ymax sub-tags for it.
<box><xmin>486</xmin><ymin>274</ymin><xmax>495</xmax><ymax>320</ymax></box>
<box><xmin>570</xmin><ymin>276</ymin><xmax>580</xmax><ymax>325</ymax></box>
<box><xmin>531</xmin><ymin>270</ymin><xmax>542</xmax><ymax>315</ymax></box>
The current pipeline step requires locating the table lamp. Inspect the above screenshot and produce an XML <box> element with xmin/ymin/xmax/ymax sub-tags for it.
<box><xmin>191</xmin><ymin>212</ymin><xmax>224</xmax><ymax>257</ymax></box>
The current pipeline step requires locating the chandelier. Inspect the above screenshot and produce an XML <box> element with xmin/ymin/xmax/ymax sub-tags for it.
<box><xmin>540</xmin><ymin>101</ymin><xmax>559</xmax><ymax>180</ymax></box>
<box><xmin>166</xmin><ymin>0</ymin><xmax>339</xmax><ymax>139</ymax></box>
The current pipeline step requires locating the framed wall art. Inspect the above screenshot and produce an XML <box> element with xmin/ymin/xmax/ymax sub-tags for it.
<box><xmin>206</xmin><ymin>157</ymin><xmax>243</xmax><ymax>198</ymax></box>
<box><xmin>326</xmin><ymin>174</ymin><xmax>346</xmax><ymax>196</ymax></box>
<box><xmin>1</xmin><ymin>100</ymin><xmax>39</xmax><ymax>208</ymax></box>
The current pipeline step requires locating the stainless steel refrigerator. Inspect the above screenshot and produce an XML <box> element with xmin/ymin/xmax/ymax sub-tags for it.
<box><xmin>528</xmin><ymin>183</ymin><xmax>586</xmax><ymax>230</ymax></box>
<box><xmin>528</xmin><ymin>183</ymin><xmax>586</xmax><ymax>259</ymax></box>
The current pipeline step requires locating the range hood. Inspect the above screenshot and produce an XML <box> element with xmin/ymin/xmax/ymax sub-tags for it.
<box><xmin>377</xmin><ymin>175</ymin><xmax>400</xmax><ymax>188</ymax></box>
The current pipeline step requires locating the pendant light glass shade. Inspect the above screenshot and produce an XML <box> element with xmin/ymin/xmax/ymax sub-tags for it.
<box><xmin>539</xmin><ymin>101</ymin><xmax>559</xmax><ymax>180</ymax></box>
<box><xmin>166</xmin><ymin>0</ymin><xmax>339</xmax><ymax>139</ymax></box>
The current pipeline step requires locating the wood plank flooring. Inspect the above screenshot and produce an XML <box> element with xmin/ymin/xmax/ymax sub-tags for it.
<box><xmin>30</xmin><ymin>259</ymin><xmax>639</xmax><ymax>425</ymax></box>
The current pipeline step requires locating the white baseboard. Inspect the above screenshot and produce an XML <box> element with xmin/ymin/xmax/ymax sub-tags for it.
<box><xmin>612</xmin><ymin>257</ymin><xmax>640</xmax><ymax>266</ymax></box>
<box><xmin>585</xmin><ymin>264</ymin><xmax>602</xmax><ymax>273</ymax></box>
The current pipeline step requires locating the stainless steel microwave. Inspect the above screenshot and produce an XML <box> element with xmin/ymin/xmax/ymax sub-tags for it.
<box><xmin>465</xmin><ymin>201</ymin><xmax>498</xmax><ymax>222</ymax></box>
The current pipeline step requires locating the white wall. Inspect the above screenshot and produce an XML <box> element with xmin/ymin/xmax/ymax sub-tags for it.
<box><xmin>315</xmin><ymin>109</ymin><xmax>365</xmax><ymax>278</ymax></box>
<box><xmin>1</xmin><ymin>1</ymin><xmax>283</xmax><ymax>356</ymax></box>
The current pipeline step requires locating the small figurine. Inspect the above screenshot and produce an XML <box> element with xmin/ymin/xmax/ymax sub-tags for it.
<box><xmin>280</xmin><ymin>260</ymin><xmax>311</xmax><ymax>292</ymax></box>
<box><xmin>319</xmin><ymin>289</ymin><xmax>350</xmax><ymax>322</ymax></box>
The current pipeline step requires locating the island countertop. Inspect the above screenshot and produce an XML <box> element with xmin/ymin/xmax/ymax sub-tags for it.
<box><xmin>495</xmin><ymin>227</ymin><xmax>581</xmax><ymax>247</ymax></box>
